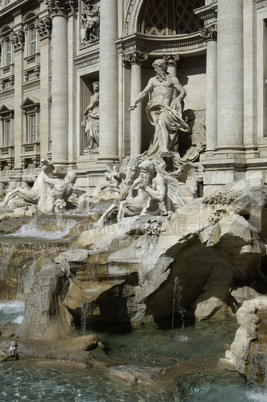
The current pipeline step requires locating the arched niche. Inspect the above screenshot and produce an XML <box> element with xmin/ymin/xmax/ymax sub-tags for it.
<box><xmin>122</xmin><ymin>0</ymin><xmax>207</xmax><ymax>156</ymax></box>
<box><xmin>125</xmin><ymin>0</ymin><xmax>205</xmax><ymax>37</ymax></box>
<box><xmin>138</xmin><ymin>0</ymin><xmax>204</xmax><ymax>35</ymax></box>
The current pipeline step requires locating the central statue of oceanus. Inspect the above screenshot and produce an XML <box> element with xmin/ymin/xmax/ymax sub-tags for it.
<box><xmin>129</xmin><ymin>58</ymin><xmax>190</xmax><ymax>158</ymax></box>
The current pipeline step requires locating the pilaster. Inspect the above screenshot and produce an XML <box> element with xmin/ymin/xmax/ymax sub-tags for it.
<box><xmin>44</xmin><ymin>0</ymin><xmax>76</xmax><ymax>168</ymax></box>
<box><xmin>216</xmin><ymin>0</ymin><xmax>244</xmax><ymax>150</ymax></box>
<box><xmin>123</xmin><ymin>50</ymin><xmax>147</xmax><ymax>156</ymax></box>
<box><xmin>36</xmin><ymin>16</ymin><xmax>52</xmax><ymax>161</ymax></box>
<box><xmin>243</xmin><ymin>0</ymin><xmax>257</xmax><ymax>154</ymax></box>
<box><xmin>98</xmin><ymin>0</ymin><xmax>118</xmax><ymax>161</ymax></box>
<box><xmin>12</xmin><ymin>27</ymin><xmax>24</xmax><ymax>169</ymax></box>
<box><xmin>200</xmin><ymin>25</ymin><xmax>217</xmax><ymax>151</ymax></box>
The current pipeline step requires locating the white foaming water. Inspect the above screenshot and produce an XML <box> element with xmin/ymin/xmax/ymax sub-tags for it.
<box><xmin>7</xmin><ymin>220</ymin><xmax>77</xmax><ymax>240</ymax></box>
<box><xmin>178</xmin><ymin>335</ymin><xmax>190</xmax><ymax>342</ymax></box>
<box><xmin>0</xmin><ymin>301</ymin><xmax>25</xmax><ymax>322</ymax></box>
<box><xmin>12</xmin><ymin>314</ymin><xmax>24</xmax><ymax>324</ymax></box>
<box><xmin>246</xmin><ymin>390</ymin><xmax>267</xmax><ymax>401</ymax></box>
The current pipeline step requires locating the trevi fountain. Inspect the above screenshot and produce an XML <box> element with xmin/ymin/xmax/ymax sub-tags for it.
<box><xmin>0</xmin><ymin>56</ymin><xmax>267</xmax><ymax>401</ymax></box>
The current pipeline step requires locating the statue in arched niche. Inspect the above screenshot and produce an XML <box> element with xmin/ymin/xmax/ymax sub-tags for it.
<box><xmin>82</xmin><ymin>81</ymin><xmax>99</xmax><ymax>152</ymax></box>
<box><xmin>129</xmin><ymin>58</ymin><xmax>190</xmax><ymax>158</ymax></box>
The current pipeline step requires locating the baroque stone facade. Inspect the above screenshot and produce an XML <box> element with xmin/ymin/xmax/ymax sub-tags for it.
<box><xmin>0</xmin><ymin>0</ymin><xmax>266</xmax><ymax>197</ymax></box>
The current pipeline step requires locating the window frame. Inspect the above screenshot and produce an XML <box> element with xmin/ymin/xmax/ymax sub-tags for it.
<box><xmin>29</xmin><ymin>25</ymin><xmax>37</xmax><ymax>56</ymax></box>
<box><xmin>3</xmin><ymin>119</ymin><xmax>11</xmax><ymax>147</ymax></box>
<box><xmin>0</xmin><ymin>105</ymin><xmax>14</xmax><ymax>148</ymax></box>
<box><xmin>28</xmin><ymin>112</ymin><xmax>37</xmax><ymax>143</ymax></box>
<box><xmin>5</xmin><ymin>38</ymin><xmax>12</xmax><ymax>65</ymax></box>
<box><xmin>20</xmin><ymin>97</ymin><xmax>40</xmax><ymax>144</ymax></box>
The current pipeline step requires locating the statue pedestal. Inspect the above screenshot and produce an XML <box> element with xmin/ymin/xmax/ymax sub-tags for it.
<box><xmin>200</xmin><ymin>151</ymin><xmax>267</xmax><ymax>194</ymax></box>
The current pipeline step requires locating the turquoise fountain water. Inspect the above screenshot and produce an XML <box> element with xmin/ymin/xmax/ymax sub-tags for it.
<box><xmin>1</xmin><ymin>303</ymin><xmax>267</xmax><ymax>401</ymax></box>
<box><xmin>1</xmin><ymin>218</ymin><xmax>267</xmax><ymax>401</ymax></box>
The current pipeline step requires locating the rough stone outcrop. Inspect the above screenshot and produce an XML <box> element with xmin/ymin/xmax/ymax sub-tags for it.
<box><xmin>220</xmin><ymin>296</ymin><xmax>267</xmax><ymax>384</ymax></box>
<box><xmin>67</xmin><ymin>180</ymin><xmax>267</xmax><ymax>327</ymax></box>
<box><xmin>0</xmin><ymin>338</ymin><xmax>97</xmax><ymax>364</ymax></box>
<box><xmin>9</xmin><ymin>180</ymin><xmax>267</xmax><ymax>336</ymax></box>
<box><xmin>15</xmin><ymin>258</ymin><xmax>73</xmax><ymax>340</ymax></box>
<box><xmin>231</xmin><ymin>286</ymin><xmax>262</xmax><ymax>309</ymax></box>
<box><xmin>55</xmin><ymin>334</ymin><xmax>98</xmax><ymax>352</ymax></box>
<box><xmin>109</xmin><ymin>364</ymin><xmax>167</xmax><ymax>385</ymax></box>
<box><xmin>0</xmin><ymin>321</ymin><xmax>19</xmax><ymax>337</ymax></box>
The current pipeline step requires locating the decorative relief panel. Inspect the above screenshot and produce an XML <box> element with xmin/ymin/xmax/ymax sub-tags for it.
<box><xmin>80</xmin><ymin>0</ymin><xmax>100</xmax><ymax>48</ymax></box>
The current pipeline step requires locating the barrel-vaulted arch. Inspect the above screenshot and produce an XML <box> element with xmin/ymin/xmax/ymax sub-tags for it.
<box><xmin>139</xmin><ymin>0</ymin><xmax>205</xmax><ymax>35</ymax></box>
<box><xmin>124</xmin><ymin>0</ymin><xmax>205</xmax><ymax>36</ymax></box>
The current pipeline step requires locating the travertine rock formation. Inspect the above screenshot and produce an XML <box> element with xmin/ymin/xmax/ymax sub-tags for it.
<box><xmin>220</xmin><ymin>296</ymin><xmax>267</xmax><ymax>384</ymax></box>
<box><xmin>4</xmin><ymin>179</ymin><xmax>267</xmax><ymax>340</ymax></box>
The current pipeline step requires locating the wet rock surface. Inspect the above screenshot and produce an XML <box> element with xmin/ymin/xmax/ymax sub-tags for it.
<box><xmin>109</xmin><ymin>364</ymin><xmax>168</xmax><ymax>384</ymax></box>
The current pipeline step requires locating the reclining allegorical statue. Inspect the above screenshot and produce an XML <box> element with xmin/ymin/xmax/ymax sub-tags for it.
<box><xmin>0</xmin><ymin>159</ymin><xmax>84</xmax><ymax>213</ymax></box>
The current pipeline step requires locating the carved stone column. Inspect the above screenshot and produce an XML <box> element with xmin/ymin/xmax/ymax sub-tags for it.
<box><xmin>217</xmin><ymin>0</ymin><xmax>243</xmax><ymax>150</ymax></box>
<box><xmin>124</xmin><ymin>51</ymin><xmax>147</xmax><ymax>156</ymax></box>
<box><xmin>98</xmin><ymin>0</ymin><xmax>118</xmax><ymax>160</ymax></box>
<box><xmin>36</xmin><ymin>16</ymin><xmax>52</xmax><ymax>161</ymax></box>
<box><xmin>45</xmin><ymin>0</ymin><xmax>73</xmax><ymax>166</ymax></box>
<box><xmin>200</xmin><ymin>26</ymin><xmax>217</xmax><ymax>151</ymax></box>
<box><xmin>11</xmin><ymin>28</ymin><xmax>24</xmax><ymax>169</ymax></box>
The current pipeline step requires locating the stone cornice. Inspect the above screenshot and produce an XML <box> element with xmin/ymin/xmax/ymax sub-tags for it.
<box><xmin>255</xmin><ymin>0</ymin><xmax>267</xmax><ymax>9</ymax></box>
<box><xmin>0</xmin><ymin>0</ymin><xmax>30</xmax><ymax>20</ymax></box>
<box><xmin>74</xmin><ymin>47</ymin><xmax>99</xmax><ymax>70</ymax></box>
<box><xmin>117</xmin><ymin>32</ymin><xmax>206</xmax><ymax>56</ymax></box>
<box><xmin>194</xmin><ymin>2</ymin><xmax>217</xmax><ymax>28</ymax></box>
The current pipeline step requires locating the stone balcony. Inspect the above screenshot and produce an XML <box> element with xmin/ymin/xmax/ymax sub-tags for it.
<box><xmin>21</xmin><ymin>142</ymin><xmax>40</xmax><ymax>168</ymax></box>
<box><xmin>0</xmin><ymin>145</ymin><xmax>14</xmax><ymax>169</ymax></box>
<box><xmin>0</xmin><ymin>63</ymin><xmax>14</xmax><ymax>90</ymax></box>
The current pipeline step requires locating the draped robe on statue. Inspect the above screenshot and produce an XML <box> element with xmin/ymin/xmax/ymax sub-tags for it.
<box><xmin>145</xmin><ymin>101</ymin><xmax>190</xmax><ymax>158</ymax></box>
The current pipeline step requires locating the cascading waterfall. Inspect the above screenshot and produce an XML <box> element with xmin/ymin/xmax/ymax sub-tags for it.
<box><xmin>81</xmin><ymin>302</ymin><xmax>91</xmax><ymax>336</ymax></box>
<box><xmin>0</xmin><ymin>240</ymin><xmax>71</xmax><ymax>301</ymax></box>
<box><xmin>6</xmin><ymin>216</ymin><xmax>78</xmax><ymax>240</ymax></box>
<box><xmin>171</xmin><ymin>276</ymin><xmax>186</xmax><ymax>340</ymax></box>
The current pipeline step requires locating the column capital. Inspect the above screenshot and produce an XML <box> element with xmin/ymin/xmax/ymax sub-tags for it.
<box><xmin>44</xmin><ymin>0</ymin><xmax>77</xmax><ymax>17</ymax></box>
<box><xmin>163</xmin><ymin>54</ymin><xmax>181</xmax><ymax>69</ymax></box>
<box><xmin>123</xmin><ymin>50</ymin><xmax>148</xmax><ymax>68</ymax></box>
<box><xmin>199</xmin><ymin>25</ymin><xmax>217</xmax><ymax>42</ymax></box>
<box><xmin>35</xmin><ymin>17</ymin><xmax>52</xmax><ymax>40</ymax></box>
<box><xmin>10</xmin><ymin>29</ymin><xmax>25</xmax><ymax>52</ymax></box>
